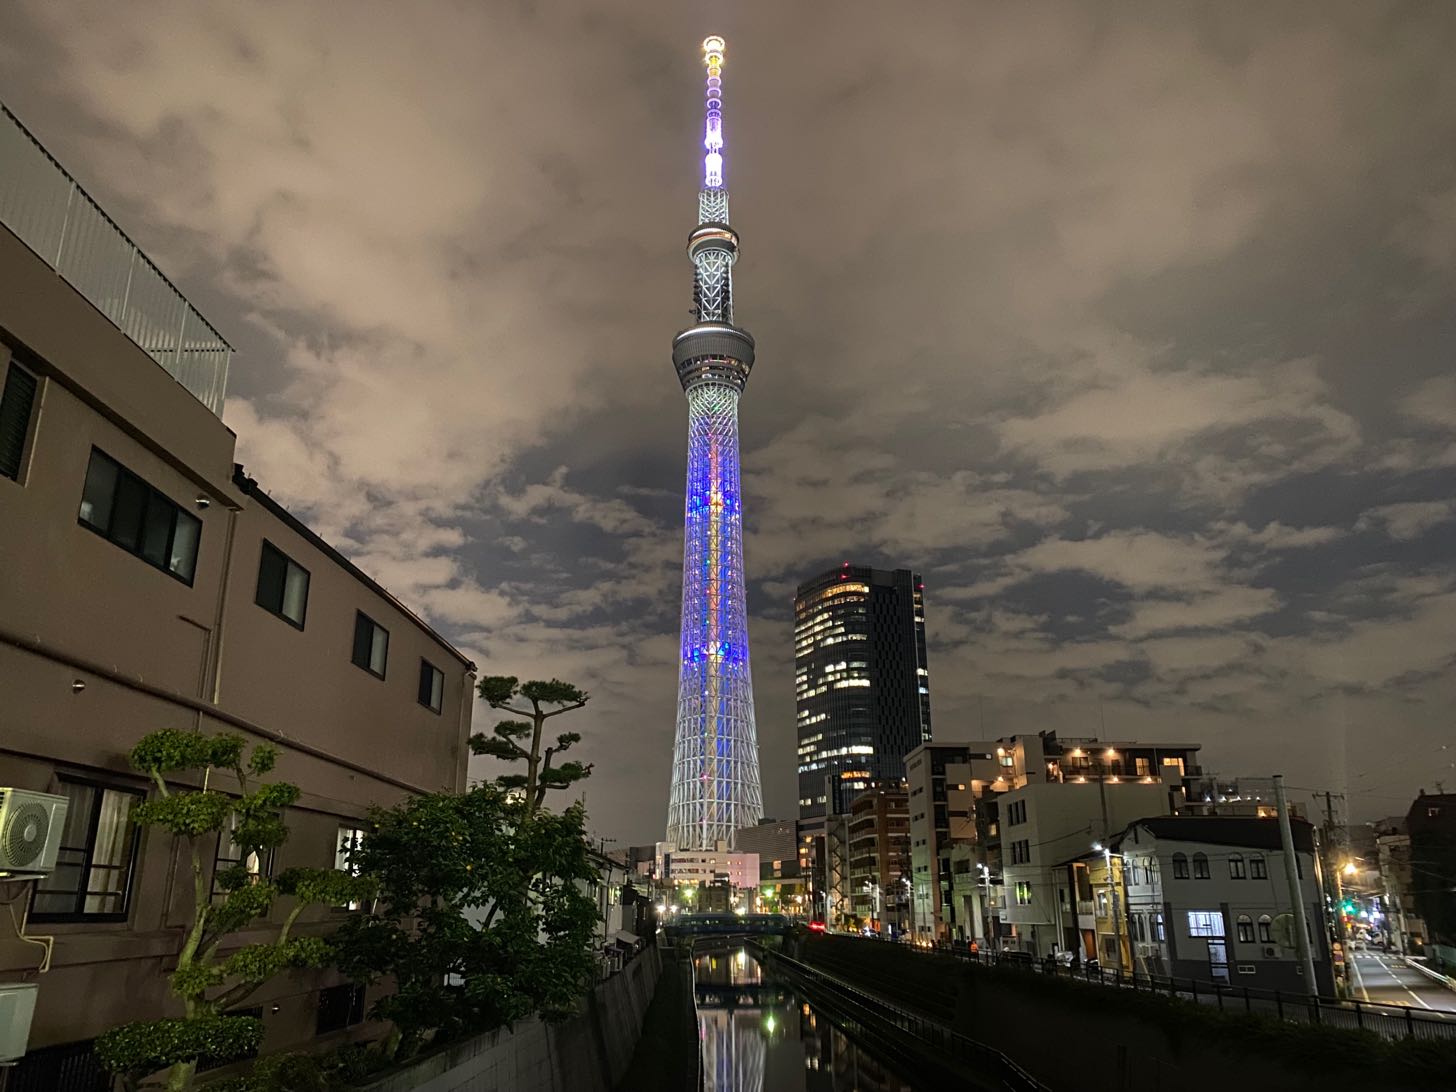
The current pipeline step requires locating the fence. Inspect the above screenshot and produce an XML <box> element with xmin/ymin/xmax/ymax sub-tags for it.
<box><xmin>764</xmin><ymin>948</ymin><xmax>1049</xmax><ymax>1092</ymax></box>
<box><xmin>0</xmin><ymin>102</ymin><xmax>231</xmax><ymax>414</ymax></box>
<box><xmin>902</xmin><ymin>937</ymin><xmax>1456</xmax><ymax>1042</ymax></box>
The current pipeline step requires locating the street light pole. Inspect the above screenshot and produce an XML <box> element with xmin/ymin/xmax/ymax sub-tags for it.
<box><xmin>1275</xmin><ymin>775</ymin><xmax>1320</xmax><ymax>997</ymax></box>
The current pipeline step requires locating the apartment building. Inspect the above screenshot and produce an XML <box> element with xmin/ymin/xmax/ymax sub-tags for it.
<box><xmin>1117</xmin><ymin>816</ymin><xmax>1335</xmax><ymax>994</ymax></box>
<box><xmin>733</xmin><ymin>817</ymin><xmax>808</xmax><ymax>914</ymax></box>
<box><xmin>0</xmin><ymin>102</ymin><xmax>474</xmax><ymax>1083</ymax></box>
<box><xmin>907</xmin><ymin>732</ymin><xmax>1202</xmax><ymax>944</ymax></box>
<box><xmin>846</xmin><ymin>784</ymin><xmax>910</xmax><ymax>932</ymax></box>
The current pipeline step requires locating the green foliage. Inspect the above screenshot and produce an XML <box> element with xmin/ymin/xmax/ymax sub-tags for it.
<box><xmin>204</xmin><ymin>1042</ymin><xmax>391</xmax><ymax>1092</ymax></box>
<box><xmin>95</xmin><ymin>1015</ymin><xmax>262</xmax><ymax>1076</ymax></box>
<box><xmin>333</xmin><ymin>786</ymin><xmax>600</xmax><ymax>1057</ymax></box>
<box><xmin>276</xmin><ymin>866</ymin><xmax>375</xmax><ymax>907</ymax></box>
<box><xmin>130</xmin><ymin>729</ymin><xmax>248</xmax><ymax>777</ymax></box>
<box><xmin>469</xmin><ymin>674</ymin><xmax>592</xmax><ymax>814</ymax></box>
<box><xmin>101</xmin><ymin>730</ymin><xmax>358</xmax><ymax>1089</ymax></box>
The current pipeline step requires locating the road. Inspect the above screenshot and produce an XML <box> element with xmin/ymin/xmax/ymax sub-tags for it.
<box><xmin>1349</xmin><ymin>951</ymin><xmax>1456</xmax><ymax>1018</ymax></box>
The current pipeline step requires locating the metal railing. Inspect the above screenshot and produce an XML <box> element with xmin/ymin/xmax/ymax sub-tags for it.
<box><xmin>764</xmin><ymin>948</ymin><xmax>1050</xmax><ymax>1091</ymax></box>
<box><xmin>897</xmin><ymin>937</ymin><xmax>1456</xmax><ymax>1041</ymax></box>
<box><xmin>0</xmin><ymin>102</ymin><xmax>231</xmax><ymax>414</ymax></box>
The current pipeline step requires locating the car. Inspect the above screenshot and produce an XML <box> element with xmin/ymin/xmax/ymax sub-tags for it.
<box><xmin>997</xmin><ymin>949</ymin><xmax>1035</xmax><ymax>968</ymax></box>
<box><xmin>806</xmin><ymin>920</ymin><xmax>826</xmax><ymax>933</ymax></box>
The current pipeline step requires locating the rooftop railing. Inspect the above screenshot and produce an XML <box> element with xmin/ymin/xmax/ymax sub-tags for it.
<box><xmin>0</xmin><ymin>102</ymin><xmax>231</xmax><ymax>415</ymax></box>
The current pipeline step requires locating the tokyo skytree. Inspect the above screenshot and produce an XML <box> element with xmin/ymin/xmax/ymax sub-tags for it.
<box><xmin>664</xmin><ymin>35</ymin><xmax>763</xmax><ymax>850</ymax></box>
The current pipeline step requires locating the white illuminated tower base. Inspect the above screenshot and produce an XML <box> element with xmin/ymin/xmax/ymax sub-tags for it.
<box><xmin>665</xmin><ymin>36</ymin><xmax>763</xmax><ymax>851</ymax></box>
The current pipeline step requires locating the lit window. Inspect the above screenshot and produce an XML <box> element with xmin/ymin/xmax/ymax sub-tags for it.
<box><xmin>213</xmin><ymin>812</ymin><xmax>273</xmax><ymax>901</ymax></box>
<box><xmin>1258</xmin><ymin>914</ymin><xmax>1273</xmax><ymax>943</ymax></box>
<box><xmin>31</xmin><ymin>779</ymin><xmax>144</xmax><ymax>922</ymax></box>
<box><xmin>1187</xmin><ymin>911</ymin><xmax>1224</xmax><ymax>937</ymax></box>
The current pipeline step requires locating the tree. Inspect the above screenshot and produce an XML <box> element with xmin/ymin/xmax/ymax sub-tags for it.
<box><xmin>332</xmin><ymin>785</ymin><xmax>599</xmax><ymax>1059</ymax></box>
<box><xmin>470</xmin><ymin>676</ymin><xmax>591</xmax><ymax>814</ymax></box>
<box><xmin>96</xmin><ymin>730</ymin><xmax>373</xmax><ymax>1092</ymax></box>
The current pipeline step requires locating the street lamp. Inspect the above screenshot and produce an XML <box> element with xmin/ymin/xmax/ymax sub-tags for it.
<box><xmin>1094</xmin><ymin>841</ymin><xmax>1124</xmax><ymax>974</ymax></box>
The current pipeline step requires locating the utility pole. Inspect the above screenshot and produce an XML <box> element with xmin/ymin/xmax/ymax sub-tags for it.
<box><xmin>1275</xmin><ymin>775</ymin><xmax>1319</xmax><ymax>996</ymax></box>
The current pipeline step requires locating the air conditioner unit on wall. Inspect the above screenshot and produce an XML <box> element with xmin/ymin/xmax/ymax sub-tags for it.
<box><xmin>0</xmin><ymin>789</ymin><xmax>68</xmax><ymax>877</ymax></box>
<box><xmin>0</xmin><ymin>983</ymin><xmax>39</xmax><ymax>1064</ymax></box>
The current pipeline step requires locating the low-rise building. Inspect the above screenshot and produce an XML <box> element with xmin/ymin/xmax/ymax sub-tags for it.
<box><xmin>1373</xmin><ymin>817</ymin><xmax>1427</xmax><ymax>954</ymax></box>
<box><xmin>734</xmin><ymin>818</ymin><xmax>808</xmax><ymax>914</ymax></box>
<box><xmin>0</xmin><ymin>100</ymin><xmax>475</xmax><ymax>1081</ymax></box>
<box><xmin>1117</xmin><ymin>815</ymin><xmax>1335</xmax><ymax>994</ymax></box>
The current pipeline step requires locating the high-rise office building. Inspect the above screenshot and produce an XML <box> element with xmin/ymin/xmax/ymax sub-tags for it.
<box><xmin>794</xmin><ymin>565</ymin><xmax>931</xmax><ymax>817</ymax></box>
<box><xmin>664</xmin><ymin>37</ymin><xmax>763</xmax><ymax>850</ymax></box>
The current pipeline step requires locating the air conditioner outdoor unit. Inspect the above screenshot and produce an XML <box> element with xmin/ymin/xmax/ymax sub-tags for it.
<box><xmin>1263</xmin><ymin>946</ymin><xmax>1277</xmax><ymax>958</ymax></box>
<box><xmin>0</xmin><ymin>789</ymin><xmax>68</xmax><ymax>877</ymax></box>
<box><xmin>0</xmin><ymin>983</ymin><xmax>39</xmax><ymax>1064</ymax></box>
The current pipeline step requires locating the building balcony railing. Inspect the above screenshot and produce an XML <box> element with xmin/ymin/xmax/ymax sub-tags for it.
<box><xmin>0</xmin><ymin>102</ymin><xmax>232</xmax><ymax>415</ymax></box>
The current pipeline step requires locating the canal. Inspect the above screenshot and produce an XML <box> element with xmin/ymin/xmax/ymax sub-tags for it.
<box><xmin>694</xmin><ymin>946</ymin><xmax>916</xmax><ymax>1092</ymax></box>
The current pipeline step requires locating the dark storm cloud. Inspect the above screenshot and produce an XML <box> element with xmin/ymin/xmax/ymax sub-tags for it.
<box><xmin>5</xmin><ymin>1</ymin><xmax>1456</xmax><ymax>838</ymax></box>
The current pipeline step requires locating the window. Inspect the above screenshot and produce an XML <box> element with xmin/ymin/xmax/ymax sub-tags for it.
<box><xmin>1135</xmin><ymin>757</ymin><xmax>1151</xmax><ymax>777</ymax></box>
<box><xmin>351</xmin><ymin>612</ymin><xmax>389</xmax><ymax>678</ymax></box>
<box><xmin>316</xmin><ymin>983</ymin><xmax>366</xmax><ymax>1035</ymax></box>
<box><xmin>1236</xmin><ymin>914</ymin><xmax>1255</xmax><ymax>943</ymax></box>
<box><xmin>1192</xmin><ymin>853</ymin><xmax>1210</xmax><ymax>879</ymax></box>
<box><xmin>1187</xmin><ymin>911</ymin><xmax>1224</xmax><ymax>937</ymax></box>
<box><xmin>418</xmin><ymin>659</ymin><xmax>445</xmax><ymax>713</ymax></box>
<box><xmin>1154</xmin><ymin>912</ymin><xmax>1165</xmax><ymax>941</ymax></box>
<box><xmin>255</xmin><ymin>541</ymin><xmax>310</xmax><ymax>627</ymax></box>
<box><xmin>1258</xmin><ymin>914</ymin><xmax>1273</xmax><ymax>943</ymax></box>
<box><xmin>336</xmin><ymin>825</ymin><xmax>366</xmax><ymax>874</ymax></box>
<box><xmin>1249</xmin><ymin>855</ymin><xmax>1267</xmax><ymax>880</ymax></box>
<box><xmin>78</xmin><ymin>448</ymin><xmax>201</xmax><ymax>583</ymax></box>
<box><xmin>31</xmin><ymin>779</ymin><xmax>144</xmax><ymax>921</ymax></box>
<box><xmin>1096</xmin><ymin>890</ymin><xmax>1109</xmax><ymax>916</ymax></box>
<box><xmin>1228</xmin><ymin>853</ymin><xmax>1245</xmax><ymax>880</ymax></box>
<box><xmin>0</xmin><ymin>361</ymin><xmax>38</xmax><ymax>481</ymax></box>
<box><xmin>1172</xmin><ymin>853</ymin><xmax>1189</xmax><ymax>879</ymax></box>
<box><xmin>1161</xmin><ymin>756</ymin><xmax>1185</xmax><ymax>775</ymax></box>
<box><xmin>1015</xmin><ymin>881</ymin><xmax>1032</xmax><ymax>906</ymax></box>
<box><xmin>1010</xmin><ymin>839</ymin><xmax>1030</xmax><ymax>865</ymax></box>
<box><xmin>213</xmin><ymin>813</ymin><xmax>273</xmax><ymax>901</ymax></box>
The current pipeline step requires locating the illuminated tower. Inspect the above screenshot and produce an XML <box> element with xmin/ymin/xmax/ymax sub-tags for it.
<box><xmin>665</xmin><ymin>36</ymin><xmax>763</xmax><ymax>850</ymax></box>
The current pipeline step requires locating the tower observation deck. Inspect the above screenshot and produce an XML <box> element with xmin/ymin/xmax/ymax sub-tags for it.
<box><xmin>665</xmin><ymin>36</ymin><xmax>764</xmax><ymax>850</ymax></box>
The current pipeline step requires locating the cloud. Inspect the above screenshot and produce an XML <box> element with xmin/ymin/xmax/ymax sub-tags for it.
<box><xmin>1356</xmin><ymin>501</ymin><xmax>1456</xmax><ymax>541</ymax></box>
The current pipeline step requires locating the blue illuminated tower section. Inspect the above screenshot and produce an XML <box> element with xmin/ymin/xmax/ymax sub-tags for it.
<box><xmin>666</xmin><ymin>35</ymin><xmax>763</xmax><ymax>850</ymax></box>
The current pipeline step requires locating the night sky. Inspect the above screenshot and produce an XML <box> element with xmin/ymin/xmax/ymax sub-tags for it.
<box><xmin>5</xmin><ymin>2</ymin><xmax>1456</xmax><ymax>845</ymax></box>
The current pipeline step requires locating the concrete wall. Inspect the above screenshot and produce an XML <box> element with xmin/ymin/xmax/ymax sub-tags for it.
<box><xmin>358</xmin><ymin>946</ymin><xmax>663</xmax><ymax>1092</ymax></box>
<box><xmin>0</xmin><ymin>219</ymin><xmax>474</xmax><ymax>1057</ymax></box>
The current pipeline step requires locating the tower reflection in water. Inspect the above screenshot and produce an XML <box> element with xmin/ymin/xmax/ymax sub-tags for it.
<box><xmin>693</xmin><ymin>948</ymin><xmax>913</xmax><ymax>1092</ymax></box>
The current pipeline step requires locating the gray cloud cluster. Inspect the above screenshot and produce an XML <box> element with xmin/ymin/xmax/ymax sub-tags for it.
<box><xmin>5</xmin><ymin>1</ymin><xmax>1455</xmax><ymax>841</ymax></box>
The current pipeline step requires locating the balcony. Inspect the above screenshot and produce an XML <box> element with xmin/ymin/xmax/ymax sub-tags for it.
<box><xmin>1</xmin><ymin>103</ymin><xmax>232</xmax><ymax>415</ymax></box>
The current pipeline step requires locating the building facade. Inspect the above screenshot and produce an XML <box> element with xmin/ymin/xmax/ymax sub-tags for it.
<box><xmin>795</xmin><ymin>565</ymin><xmax>930</xmax><ymax>818</ymax></box>
<box><xmin>1405</xmin><ymin>791</ymin><xmax>1456</xmax><ymax>960</ymax></box>
<box><xmin>846</xmin><ymin>785</ymin><xmax>910</xmax><ymax>933</ymax></box>
<box><xmin>664</xmin><ymin>36</ymin><xmax>764</xmax><ymax>851</ymax></box>
<box><xmin>733</xmin><ymin>818</ymin><xmax>807</xmax><ymax>914</ymax></box>
<box><xmin>907</xmin><ymin>732</ymin><xmax>1203</xmax><ymax>944</ymax></box>
<box><xmin>1118</xmin><ymin>816</ymin><xmax>1336</xmax><ymax>994</ymax></box>
<box><xmin>0</xmin><ymin>101</ymin><xmax>474</xmax><ymax>1078</ymax></box>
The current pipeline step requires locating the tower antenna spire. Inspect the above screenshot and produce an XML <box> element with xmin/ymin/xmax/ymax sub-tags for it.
<box><xmin>666</xmin><ymin>36</ymin><xmax>762</xmax><ymax>851</ymax></box>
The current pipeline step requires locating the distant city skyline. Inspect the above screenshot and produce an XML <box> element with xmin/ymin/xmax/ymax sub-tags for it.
<box><xmin>4</xmin><ymin>3</ymin><xmax>1455</xmax><ymax>843</ymax></box>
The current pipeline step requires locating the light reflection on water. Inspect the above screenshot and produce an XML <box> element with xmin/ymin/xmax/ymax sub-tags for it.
<box><xmin>694</xmin><ymin>948</ymin><xmax>915</xmax><ymax>1092</ymax></box>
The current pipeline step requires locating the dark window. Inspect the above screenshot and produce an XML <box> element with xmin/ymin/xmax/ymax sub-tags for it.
<box><xmin>1192</xmin><ymin>853</ymin><xmax>1210</xmax><ymax>879</ymax></box>
<box><xmin>0</xmin><ymin>361</ymin><xmax>38</xmax><ymax>481</ymax></box>
<box><xmin>1236</xmin><ymin>914</ymin><xmax>1255</xmax><ymax>943</ymax></box>
<box><xmin>418</xmin><ymin>659</ymin><xmax>444</xmax><ymax>713</ymax></box>
<box><xmin>316</xmin><ymin>983</ymin><xmax>366</xmax><ymax>1035</ymax></box>
<box><xmin>31</xmin><ymin>779</ymin><xmax>144</xmax><ymax>922</ymax></box>
<box><xmin>255</xmin><ymin>541</ymin><xmax>310</xmax><ymax>628</ymax></box>
<box><xmin>351</xmin><ymin>612</ymin><xmax>388</xmax><ymax>678</ymax></box>
<box><xmin>1258</xmin><ymin>914</ymin><xmax>1273</xmax><ymax>943</ymax></box>
<box><xmin>77</xmin><ymin>448</ymin><xmax>200</xmax><ymax>583</ymax></box>
<box><xmin>1249</xmin><ymin>855</ymin><xmax>1267</xmax><ymax>880</ymax></box>
<box><xmin>1229</xmin><ymin>854</ymin><xmax>1246</xmax><ymax>880</ymax></box>
<box><xmin>1172</xmin><ymin>853</ymin><xmax>1189</xmax><ymax>879</ymax></box>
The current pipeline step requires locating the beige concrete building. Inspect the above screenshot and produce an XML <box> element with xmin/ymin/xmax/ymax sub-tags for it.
<box><xmin>0</xmin><ymin>102</ymin><xmax>474</xmax><ymax>1085</ymax></box>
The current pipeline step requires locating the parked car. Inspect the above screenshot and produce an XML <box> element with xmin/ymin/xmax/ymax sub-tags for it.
<box><xmin>997</xmin><ymin>949</ymin><xmax>1035</xmax><ymax>968</ymax></box>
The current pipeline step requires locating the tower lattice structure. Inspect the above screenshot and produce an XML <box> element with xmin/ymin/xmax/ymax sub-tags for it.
<box><xmin>665</xmin><ymin>36</ymin><xmax>763</xmax><ymax>850</ymax></box>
